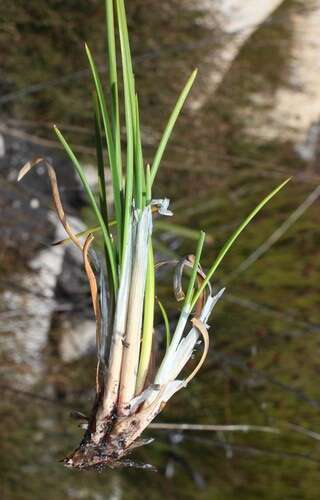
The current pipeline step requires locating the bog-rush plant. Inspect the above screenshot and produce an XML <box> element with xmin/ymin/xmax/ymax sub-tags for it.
<box><xmin>18</xmin><ymin>0</ymin><xmax>290</xmax><ymax>469</ymax></box>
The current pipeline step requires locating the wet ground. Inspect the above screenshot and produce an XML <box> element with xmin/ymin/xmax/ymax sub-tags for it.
<box><xmin>1</xmin><ymin>1</ymin><xmax>320</xmax><ymax>498</ymax></box>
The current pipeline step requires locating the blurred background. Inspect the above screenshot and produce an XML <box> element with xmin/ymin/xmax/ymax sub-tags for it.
<box><xmin>1</xmin><ymin>0</ymin><xmax>320</xmax><ymax>498</ymax></box>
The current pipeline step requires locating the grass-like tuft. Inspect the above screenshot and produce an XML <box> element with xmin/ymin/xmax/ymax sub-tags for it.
<box><xmin>17</xmin><ymin>0</ymin><xmax>290</xmax><ymax>470</ymax></box>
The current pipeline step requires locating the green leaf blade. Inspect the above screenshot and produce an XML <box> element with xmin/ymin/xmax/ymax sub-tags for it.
<box><xmin>157</xmin><ymin>298</ymin><xmax>171</xmax><ymax>352</ymax></box>
<box><xmin>136</xmin><ymin>242</ymin><xmax>155</xmax><ymax>394</ymax></box>
<box><xmin>191</xmin><ymin>178</ymin><xmax>292</xmax><ymax>308</ymax></box>
<box><xmin>85</xmin><ymin>42</ymin><xmax>123</xmax><ymax>254</ymax></box>
<box><xmin>105</xmin><ymin>0</ymin><xmax>122</xmax><ymax>185</ymax></box>
<box><xmin>150</xmin><ymin>69</ymin><xmax>197</xmax><ymax>185</ymax></box>
<box><xmin>54</xmin><ymin>125</ymin><xmax>119</xmax><ymax>293</ymax></box>
<box><xmin>184</xmin><ymin>230</ymin><xmax>206</xmax><ymax>307</ymax></box>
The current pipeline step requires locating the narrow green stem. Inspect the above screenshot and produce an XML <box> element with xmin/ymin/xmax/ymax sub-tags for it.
<box><xmin>157</xmin><ymin>298</ymin><xmax>171</xmax><ymax>352</ymax></box>
<box><xmin>106</xmin><ymin>0</ymin><xmax>122</xmax><ymax>186</ymax></box>
<box><xmin>134</xmin><ymin>94</ymin><xmax>145</xmax><ymax>209</ymax></box>
<box><xmin>93</xmin><ymin>95</ymin><xmax>113</xmax><ymax>277</ymax></box>
<box><xmin>136</xmin><ymin>241</ymin><xmax>155</xmax><ymax>394</ymax></box>
<box><xmin>94</xmin><ymin>95</ymin><xmax>109</xmax><ymax>224</ymax></box>
<box><xmin>85</xmin><ymin>43</ymin><xmax>123</xmax><ymax>257</ymax></box>
<box><xmin>115</xmin><ymin>0</ymin><xmax>135</xmax><ymax>268</ymax></box>
<box><xmin>146</xmin><ymin>164</ymin><xmax>151</xmax><ymax>205</ymax></box>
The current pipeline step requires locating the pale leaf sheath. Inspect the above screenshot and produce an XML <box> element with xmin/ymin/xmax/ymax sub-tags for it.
<box><xmin>118</xmin><ymin>206</ymin><xmax>153</xmax><ymax>416</ymax></box>
<box><xmin>142</xmin><ymin>290</ymin><xmax>225</xmax><ymax>407</ymax></box>
<box><xmin>100</xmin><ymin>218</ymin><xmax>134</xmax><ymax>422</ymax></box>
